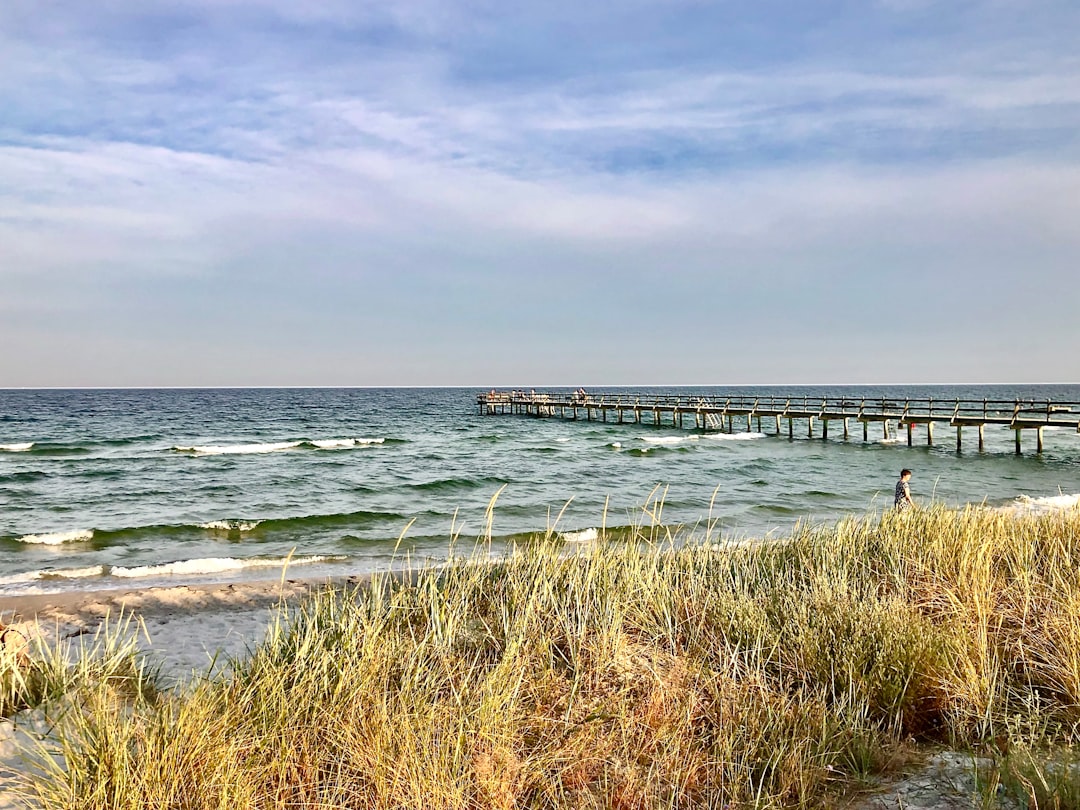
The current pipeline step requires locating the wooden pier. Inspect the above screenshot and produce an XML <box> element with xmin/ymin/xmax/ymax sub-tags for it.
<box><xmin>477</xmin><ymin>391</ymin><xmax>1080</xmax><ymax>454</ymax></box>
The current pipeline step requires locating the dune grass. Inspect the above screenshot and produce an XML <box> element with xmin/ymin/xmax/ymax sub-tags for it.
<box><xmin>10</xmin><ymin>504</ymin><xmax>1080</xmax><ymax>808</ymax></box>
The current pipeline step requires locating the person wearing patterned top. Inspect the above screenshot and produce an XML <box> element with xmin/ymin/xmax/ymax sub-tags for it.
<box><xmin>894</xmin><ymin>469</ymin><xmax>914</xmax><ymax>511</ymax></box>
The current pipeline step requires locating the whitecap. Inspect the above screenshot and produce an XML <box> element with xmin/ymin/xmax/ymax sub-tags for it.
<box><xmin>174</xmin><ymin>441</ymin><xmax>303</xmax><ymax>456</ymax></box>
<box><xmin>561</xmin><ymin>528</ymin><xmax>599</xmax><ymax>543</ymax></box>
<box><xmin>0</xmin><ymin>443</ymin><xmax>33</xmax><ymax>452</ymax></box>
<box><xmin>310</xmin><ymin>439</ymin><xmax>358</xmax><ymax>449</ymax></box>
<box><xmin>0</xmin><ymin>565</ymin><xmax>105</xmax><ymax>586</ymax></box>
<box><xmin>110</xmin><ymin>554</ymin><xmax>344</xmax><ymax>579</ymax></box>
<box><xmin>310</xmin><ymin>437</ymin><xmax>385</xmax><ymax>449</ymax></box>
<box><xmin>608</xmin><ymin>442</ymin><xmax>622</xmax><ymax>449</ymax></box>
<box><xmin>702</xmin><ymin>432</ymin><xmax>767</xmax><ymax>442</ymax></box>
<box><xmin>16</xmin><ymin>529</ymin><xmax>94</xmax><ymax>545</ymax></box>
<box><xmin>42</xmin><ymin>565</ymin><xmax>105</xmax><ymax>580</ymax></box>
<box><xmin>642</xmin><ymin>436</ymin><xmax>688</xmax><ymax>445</ymax></box>
<box><xmin>199</xmin><ymin>520</ymin><xmax>262</xmax><ymax>532</ymax></box>
<box><xmin>1007</xmin><ymin>493</ymin><xmax>1080</xmax><ymax>516</ymax></box>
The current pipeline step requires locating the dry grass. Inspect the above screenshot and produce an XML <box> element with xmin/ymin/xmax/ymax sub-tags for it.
<box><xmin>11</xmin><ymin>504</ymin><xmax>1080</xmax><ymax>808</ymax></box>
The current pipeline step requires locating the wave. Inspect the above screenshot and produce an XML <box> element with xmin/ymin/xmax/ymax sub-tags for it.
<box><xmin>0</xmin><ymin>566</ymin><xmax>106</xmax><ymax>586</ymax></box>
<box><xmin>16</xmin><ymin>529</ymin><xmax>94</xmax><ymax>545</ymax></box>
<box><xmin>702</xmin><ymin>432</ymin><xmax>767</xmax><ymax>442</ymax></box>
<box><xmin>411</xmin><ymin>477</ymin><xmax>507</xmax><ymax>493</ymax></box>
<box><xmin>174</xmin><ymin>438</ymin><xmax>388</xmax><ymax>456</ymax></box>
<box><xmin>200</xmin><ymin>520</ymin><xmax>262</xmax><ymax>532</ymax></box>
<box><xmin>7</xmin><ymin>442</ymin><xmax>89</xmax><ymax>456</ymax></box>
<box><xmin>1006</xmin><ymin>493</ymin><xmax>1080</xmax><ymax>516</ymax></box>
<box><xmin>110</xmin><ymin>554</ymin><xmax>345</xmax><ymax>579</ymax></box>
<box><xmin>608</xmin><ymin>442</ymin><xmax>623</xmax><ymax>449</ymax></box>
<box><xmin>0</xmin><ymin>471</ymin><xmax>48</xmax><ymax>484</ymax></box>
<box><xmin>8</xmin><ymin>510</ymin><xmax>409</xmax><ymax>549</ymax></box>
<box><xmin>627</xmin><ymin>445</ymin><xmax>691</xmax><ymax>457</ymax></box>
<box><xmin>561</xmin><ymin>527</ymin><xmax>599</xmax><ymax>543</ymax></box>
<box><xmin>639</xmin><ymin>432</ymin><xmax>766</xmax><ymax>447</ymax></box>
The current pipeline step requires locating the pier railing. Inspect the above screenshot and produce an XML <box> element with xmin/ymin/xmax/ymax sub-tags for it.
<box><xmin>479</xmin><ymin>392</ymin><xmax>1079</xmax><ymax>426</ymax></box>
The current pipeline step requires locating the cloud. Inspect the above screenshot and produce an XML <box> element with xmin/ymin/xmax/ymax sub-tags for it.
<box><xmin>1</xmin><ymin>0</ymin><xmax>1078</xmax><ymax>384</ymax></box>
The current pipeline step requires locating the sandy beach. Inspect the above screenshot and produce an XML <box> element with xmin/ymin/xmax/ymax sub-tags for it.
<box><xmin>0</xmin><ymin>575</ymin><xmax>351</xmax><ymax>807</ymax></box>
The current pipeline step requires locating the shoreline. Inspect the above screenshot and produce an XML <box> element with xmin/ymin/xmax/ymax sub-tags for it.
<box><xmin>0</xmin><ymin>574</ymin><xmax>373</xmax><ymax>685</ymax></box>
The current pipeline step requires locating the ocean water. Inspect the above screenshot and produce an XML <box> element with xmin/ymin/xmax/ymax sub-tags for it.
<box><xmin>1</xmin><ymin>385</ymin><xmax>1078</xmax><ymax>595</ymax></box>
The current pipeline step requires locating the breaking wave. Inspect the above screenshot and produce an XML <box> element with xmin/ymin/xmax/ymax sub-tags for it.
<box><xmin>199</xmin><ymin>520</ymin><xmax>263</xmax><ymax>532</ymax></box>
<box><xmin>1006</xmin><ymin>493</ymin><xmax>1080</xmax><ymax>516</ymax></box>
<box><xmin>16</xmin><ymin>529</ymin><xmax>94</xmax><ymax>545</ymax></box>
<box><xmin>561</xmin><ymin>527</ymin><xmax>599</xmax><ymax>543</ymax></box>
<box><xmin>0</xmin><ymin>442</ymin><xmax>33</xmax><ymax>452</ymax></box>
<box><xmin>174</xmin><ymin>438</ymin><xmax>387</xmax><ymax>455</ymax></box>
<box><xmin>111</xmin><ymin>554</ymin><xmax>345</xmax><ymax>579</ymax></box>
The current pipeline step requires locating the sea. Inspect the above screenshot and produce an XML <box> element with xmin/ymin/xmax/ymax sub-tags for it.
<box><xmin>2</xmin><ymin>385</ymin><xmax>1079</xmax><ymax>596</ymax></box>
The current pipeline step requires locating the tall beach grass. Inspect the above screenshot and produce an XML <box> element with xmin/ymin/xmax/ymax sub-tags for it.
<box><xmin>9</xmin><ymin>504</ymin><xmax>1080</xmax><ymax>808</ymax></box>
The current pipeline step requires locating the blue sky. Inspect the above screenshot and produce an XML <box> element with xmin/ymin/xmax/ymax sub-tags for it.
<box><xmin>2</xmin><ymin>0</ymin><xmax>1078</xmax><ymax>386</ymax></box>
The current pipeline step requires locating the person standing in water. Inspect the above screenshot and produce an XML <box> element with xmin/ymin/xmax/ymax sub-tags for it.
<box><xmin>894</xmin><ymin>469</ymin><xmax>915</xmax><ymax>511</ymax></box>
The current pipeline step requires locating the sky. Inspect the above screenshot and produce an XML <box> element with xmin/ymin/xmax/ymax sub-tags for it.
<box><xmin>2</xmin><ymin>0</ymin><xmax>1078</xmax><ymax>386</ymax></box>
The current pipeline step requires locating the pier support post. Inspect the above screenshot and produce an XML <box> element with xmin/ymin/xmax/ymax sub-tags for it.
<box><xmin>927</xmin><ymin>422</ymin><xmax>934</xmax><ymax>446</ymax></box>
<box><xmin>756</xmin><ymin>415</ymin><xmax>762</xmax><ymax>432</ymax></box>
<box><xmin>843</xmin><ymin>418</ymin><xmax>849</xmax><ymax>439</ymax></box>
<box><xmin>884</xmin><ymin>421</ymin><xmax>891</xmax><ymax>441</ymax></box>
<box><xmin>956</xmin><ymin>426</ymin><xmax>962</xmax><ymax>452</ymax></box>
<box><xmin>808</xmin><ymin>416</ymin><xmax>814</xmax><ymax>438</ymax></box>
<box><xmin>863</xmin><ymin>421</ymin><xmax>868</xmax><ymax>442</ymax></box>
<box><xmin>636</xmin><ymin>409</ymin><xmax>641</xmax><ymax>424</ymax></box>
<box><xmin>788</xmin><ymin>418</ymin><xmax>794</xmax><ymax>440</ymax></box>
<box><xmin>746</xmin><ymin>415</ymin><xmax>752</xmax><ymax>433</ymax></box>
<box><xmin>587</xmin><ymin>407</ymin><xmax>593</xmax><ymax>421</ymax></box>
<box><xmin>775</xmin><ymin>415</ymin><xmax>781</xmax><ymax>435</ymax></box>
<box><xmin>978</xmin><ymin>424</ymin><xmax>985</xmax><ymax>451</ymax></box>
<box><xmin>906</xmin><ymin>422</ymin><xmax>913</xmax><ymax>446</ymax></box>
<box><xmin>1037</xmin><ymin>427</ymin><xmax>1044</xmax><ymax>453</ymax></box>
<box><xmin>822</xmin><ymin>420</ymin><xmax>829</xmax><ymax>440</ymax></box>
<box><xmin>1015</xmin><ymin>429</ymin><xmax>1022</xmax><ymax>455</ymax></box>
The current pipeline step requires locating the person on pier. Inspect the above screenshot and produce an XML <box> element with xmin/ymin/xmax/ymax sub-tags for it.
<box><xmin>894</xmin><ymin>469</ymin><xmax>915</xmax><ymax>511</ymax></box>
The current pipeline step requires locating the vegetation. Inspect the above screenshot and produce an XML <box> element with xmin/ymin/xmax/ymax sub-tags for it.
<box><xmin>9</xmin><ymin>505</ymin><xmax>1080</xmax><ymax>808</ymax></box>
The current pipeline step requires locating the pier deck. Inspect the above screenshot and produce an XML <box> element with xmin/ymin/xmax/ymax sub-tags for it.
<box><xmin>477</xmin><ymin>391</ymin><xmax>1080</xmax><ymax>454</ymax></box>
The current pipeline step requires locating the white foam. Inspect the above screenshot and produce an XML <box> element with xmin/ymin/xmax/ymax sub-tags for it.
<box><xmin>642</xmin><ymin>436</ymin><xmax>689</xmax><ymax>445</ymax></box>
<box><xmin>175</xmin><ymin>441</ymin><xmax>303</xmax><ymax>456</ymax></box>
<box><xmin>702</xmin><ymin>432</ymin><xmax>767</xmax><ymax>441</ymax></box>
<box><xmin>16</xmin><ymin>529</ymin><xmax>94</xmax><ymax>545</ymax></box>
<box><xmin>554</xmin><ymin>437</ymin><xmax>570</xmax><ymax>443</ymax></box>
<box><xmin>0</xmin><ymin>571</ymin><xmax>43</xmax><ymax>586</ymax></box>
<box><xmin>199</xmin><ymin>520</ymin><xmax>262</xmax><ymax>532</ymax></box>
<box><xmin>311</xmin><ymin>439</ymin><xmax>356</xmax><ymax>449</ymax></box>
<box><xmin>609</xmin><ymin>442</ymin><xmax>622</xmax><ymax>449</ymax></box>
<box><xmin>1008</xmin><ymin>493</ymin><xmax>1080</xmax><ymax>516</ymax></box>
<box><xmin>561</xmin><ymin>527</ymin><xmax>599</xmax><ymax>543</ymax></box>
<box><xmin>0</xmin><ymin>565</ymin><xmax>105</xmax><ymax>585</ymax></box>
<box><xmin>311</xmin><ymin>437</ymin><xmax>385</xmax><ymax>449</ymax></box>
<box><xmin>110</xmin><ymin>554</ymin><xmax>343</xmax><ymax>579</ymax></box>
<box><xmin>43</xmin><ymin>565</ymin><xmax>105</xmax><ymax>579</ymax></box>
<box><xmin>0</xmin><ymin>442</ymin><xmax>33</xmax><ymax>452</ymax></box>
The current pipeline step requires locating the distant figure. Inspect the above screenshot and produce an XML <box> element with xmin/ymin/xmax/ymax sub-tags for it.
<box><xmin>894</xmin><ymin>469</ymin><xmax>915</xmax><ymax>511</ymax></box>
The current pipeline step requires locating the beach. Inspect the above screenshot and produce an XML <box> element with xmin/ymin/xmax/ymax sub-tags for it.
<box><xmin>0</xmin><ymin>575</ymin><xmax>339</xmax><ymax>806</ymax></box>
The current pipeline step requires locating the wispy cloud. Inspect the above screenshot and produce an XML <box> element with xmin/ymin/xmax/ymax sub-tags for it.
<box><xmin>1</xmin><ymin>0</ymin><xmax>1078</xmax><ymax>384</ymax></box>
